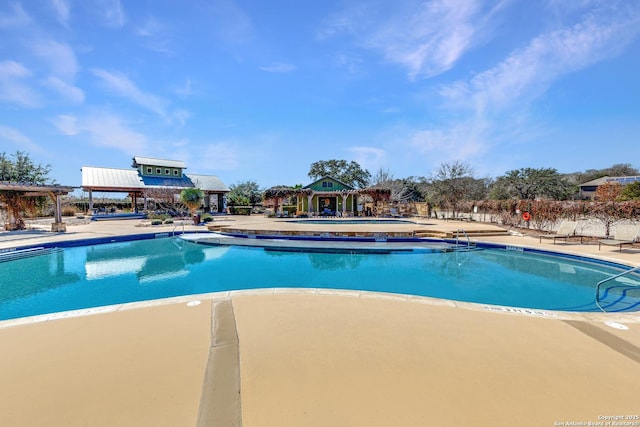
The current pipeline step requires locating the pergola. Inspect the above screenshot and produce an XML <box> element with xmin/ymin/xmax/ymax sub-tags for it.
<box><xmin>0</xmin><ymin>182</ymin><xmax>76</xmax><ymax>232</ymax></box>
<box><xmin>263</xmin><ymin>185</ymin><xmax>391</xmax><ymax>216</ymax></box>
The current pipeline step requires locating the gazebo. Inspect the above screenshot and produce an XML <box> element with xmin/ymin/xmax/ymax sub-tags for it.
<box><xmin>0</xmin><ymin>182</ymin><xmax>75</xmax><ymax>231</ymax></box>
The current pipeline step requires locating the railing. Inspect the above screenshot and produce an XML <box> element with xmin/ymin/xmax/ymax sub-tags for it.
<box><xmin>455</xmin><ymin>229</ymin><xmax>472</xmax><ymax>250</ymax></box>
<box><xmin>172</xmin><ymin>221</ymin><xmax>185</xmax><ymax>237</ymax></box>
<box><xmin>172</xmin><ymin>221</ymin><xmax>186</xmax><ymax>250</ymax></box>
<box><xmin>595</xmin><ymin>265</ymin><xmax>640</xmax><ymax>312</ymax></box>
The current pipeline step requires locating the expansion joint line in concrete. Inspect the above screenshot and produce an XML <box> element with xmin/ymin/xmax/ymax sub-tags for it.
<box><xmin>197</xmin><ymin>299</ymin><xmax>242</xmax><ymax>426</ymax></box>
<box><xmin>563</xmin><ymin>320</ymin><xmax>640</xmax><ymax>364</ymax></box>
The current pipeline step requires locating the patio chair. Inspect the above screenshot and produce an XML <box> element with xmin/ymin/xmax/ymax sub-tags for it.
<box><xmin>598</xmin><ymin>224</ymin><xmax>640</xmax><ymax>251</ymax></box>
<box><xmin>539</xmin><ymin>220</ymin><xmax>579</xmax><ymax>244</ymax></box>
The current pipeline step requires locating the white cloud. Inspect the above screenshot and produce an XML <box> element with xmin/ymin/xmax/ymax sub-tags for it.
<box><xmin>195</xmin><ymin>143</ymin><xmax>240</xmax><ymax>171</ymax></box>
<box><xmin>259</xmin><ymin>63</ymin><xmax>296</xmax><ymax>73</ymax></box>
<box><xmin>348</xmin><ymin>146</ymin><xmax>387</xmax><ymax>172</ymax></box>
<box><xmin>31</xmin><ymin>39</ymin><xmax>79</xmax><ymax>80</ymax></box>
<box><xmin>51</xmin><ymin>0</ymin><xmax>70</xmax><ymax>26</ymax></box>
<box><xmin>173</xmin><ymin>78</ymin><xmax>194</xmax><ymax>97</ymax></box>
<box><xmin>136</xmin><ymin>16</ymin><xmax>162</xmax><ymax>37</ymax></box>
<box><xmin>51</xmin><ymin>114</ymin><xmax>79</xmax><ymax>135</ymax></box>
<box><xmin>92</xmin><ymin>68</ymin><xmax>169</xmax><ymax>118</ymax></box>
<box><xmin>44</xmin><ymin>76</ymin><xmax>85</xmax><ymax>104</ymax></box>
<box><xmin>408</xmin><ymin>118</ymin><xmax>488</xmax><ymax>162</ymax></box>
<box><xmin>198</xmin><ymin>0</ymin><xmax>254</xmax><ymax>44</ymax></box>
<box><xmin>404</xmin><ymin>1</ymin><xmax>640</xmax><ymax>168</ymax></box>
<box><xmin>0</xmin><ymin>125</ymin><xmax>45</xmax><ymax>153</ymax></box>
<box><xmin>0</xmin><ymin>61</ymin><xmax>40</xmax><ymax>107</ymax></box>
<box><xmin>52</xmin><ymin>112</ymin><xmax>148</xmax><ymax>154</ymax></box>
<box><xmin>99</xmin><ymin>0</ymin><xmax>125</xmax><ymax>28</ymax></box>
<box><xmin>0</xmin><ymin>3</ymin><xmax>30</xmax><ymax>28</ymax></box>
<box><xmin>441</xmin><ymin>3</ymin><xmax>640</xmax><ymax>113</ymax></box>
<box><xmin>319</xmin><ymin>0</ymin><xmax>498</xmax><ymax>79</ymax></box>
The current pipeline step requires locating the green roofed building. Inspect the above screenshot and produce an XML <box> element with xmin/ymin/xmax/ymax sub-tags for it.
<box><xmin>81</xmin><ymin>156</ymin><xmax>229</xmax><ymax>213</ymax></box>
<box><xmin>297</xmin><ymin>176</ymin><xmax>359</xmax><ymax>216</ymax></box>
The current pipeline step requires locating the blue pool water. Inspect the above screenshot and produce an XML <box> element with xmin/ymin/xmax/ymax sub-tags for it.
<box><xmin>1</xmin><ymin>237</ymin><xmax>639</xmax><ymax>320</ymax></box>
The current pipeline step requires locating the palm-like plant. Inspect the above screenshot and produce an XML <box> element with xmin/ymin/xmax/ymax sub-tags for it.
<box><xmin>180</xmin><ymin>188</ymin><xmax>204</xmax><ymax>223</ymax></box>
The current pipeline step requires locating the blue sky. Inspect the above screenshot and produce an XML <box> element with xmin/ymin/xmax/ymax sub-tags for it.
<box><xmin>1</xmin><ymin>0</ymin><xmax>639</xmax><ymax>191</ymax></box>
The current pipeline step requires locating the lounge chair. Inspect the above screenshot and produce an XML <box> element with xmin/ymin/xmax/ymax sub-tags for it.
<box><xmin>598</xmin><ymin>224</ymin><xmax>640</xmax><ymax>251</ymax></box>
<box><xmin>539</xmin><ymin>220</ymin><xmax>579</xmax><ymax>244</ymax></box>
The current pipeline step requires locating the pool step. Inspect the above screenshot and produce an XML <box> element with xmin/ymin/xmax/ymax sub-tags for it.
<box><xmin>415</xmin><ymin>229</ymin><xmax>510</xmax><ymax>238</ymax></box>
<box><xmin>0</xmin><ymin>247</ymin><xmax>62</xmax><ymax>263</ymax></box>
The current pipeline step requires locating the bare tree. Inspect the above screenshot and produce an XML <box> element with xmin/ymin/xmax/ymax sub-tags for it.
<box><xmin>371</xmin><ymin>168</ymin><xmax>413</xmax><ymax>203</ymax></box>
<box><xmin>431</xmin><ymin>161</ymin><xmax>475</xmax><ymax>218</ymax></box>
<box><xmin>143</xmin><ymin>188</ymin><xmax>186</xmax><ymax>216</ymax></box>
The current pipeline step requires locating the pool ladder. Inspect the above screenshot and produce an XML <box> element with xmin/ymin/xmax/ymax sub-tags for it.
<box><xmin>453</xmin><ymin>229</ymin><xmax>476</xmax><ymax>251</ymax></box>
<box><xmin>595</xmin><ymin>265</ymin><xmax>640</xmax><ymax>312</ymax></box>
<box><xmin>171</xmin><ymin>222</ymin><xmax>186</xmax><ymax>250</ymax></box>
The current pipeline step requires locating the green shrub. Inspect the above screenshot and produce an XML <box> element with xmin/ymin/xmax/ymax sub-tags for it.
<box><xmin>228</xmin><ymin>206</ymin><xmax>251</xmax><ymax>215</ymax></box>
<box><xmin>151</xmin><ymin>219</ymin><xmax>163</xmax><ymax>225</ymax></box>
<box><xmin>201</xmin><ymin>214</ymin><xmax>214</xmax><ymax>222</ymax></box>
<box><xmin>163</xmin><ymin>218</ymin><xmax>174</xmax><ymax>224</ymax></box>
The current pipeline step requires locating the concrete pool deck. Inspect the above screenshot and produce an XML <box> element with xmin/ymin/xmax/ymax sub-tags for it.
<box><xmin>1</xmin><ymin>216</ymin><xmax>639</xmax><ymax>426</ymax></box>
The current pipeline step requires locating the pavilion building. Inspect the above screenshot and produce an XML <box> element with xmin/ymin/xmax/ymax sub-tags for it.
<box><xmin>81</xmin><ymin>156</ymin><xmax>229</xmax><ymax>213</ymax></box>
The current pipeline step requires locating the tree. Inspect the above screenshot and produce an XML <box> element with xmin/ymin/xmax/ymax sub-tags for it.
<box><xmin>308</xmin><ymin>159</ymin><xmax>371</xmax><ymax>189</ymax></box>
<box><xmin>227</xmin><ymin>180</ymin><xmax>262</xmax><ymax>207</ymax></box>
<box><xmin>371</xmin><ymin>168</ymin><xmax>412</xmax><ymax>203</ymax></box>
<box><xmin>179</xmin><ymin>188</ymin><xmax>204</xmax><ymax>223</ymax></box>
<box><xmin>430</xmin><ymin>161</ymin><xmax>475</xmax><ymax>218</ymax></box>
<box><xmin>619</xmin><ymin>181</ymin><xmax>640</xmax><ymax>201</ymax></box>
<box><xmin>0</xmin><ymin>151</ymin><xmax>52</xmax><ymax>183</ymax></box>
<box><xmin>491</xmin><ymin>167</ymin><xmax>572</xmax><ymax>200</ymax></box>
<box><xmin>593</xmin><ymin>182</ymin><xmax>625</xmax><ymax>238</ymax></box>
<box><xmin>144</xmin><ymin>187</ymin><xmax>186</xmax><ymax>216</ymax></box>
<box><xmin>0</xmin><ymin>151</ymin><xmax>53</xmax><ymax>230</ymax></box>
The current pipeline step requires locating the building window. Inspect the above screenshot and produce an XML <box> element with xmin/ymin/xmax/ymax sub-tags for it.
<box><xmin>156</xmin><ymin>168</ymin><xmax>161</xmax><ymax>174</ymax></box>
<box><xmin>146</xmin><ymin>167</ymin><xmax>152</xmax><ymax>174</ymax></box>
<box><xmin>173</xmin><ymin>170</ymin><xmax>179</xmax><ymax>176</ymax></box>
<box><xmin>165</xmin><ymin>169</ymin><xmax>170</xmax><ymax>175</ymax></box>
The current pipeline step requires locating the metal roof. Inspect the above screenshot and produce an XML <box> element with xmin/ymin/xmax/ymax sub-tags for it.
<box><xmin>132</xmin><ymin>156</ymin><xmax>187</xmax><ymax>169</ymax></box>
<box><xmin>82</xmin><ymin>167</ymin><xmax>144</xmax><ymax>191</ymax></box>
<box><xmin>187</xmin><ymin>174</ymin><xmax>230</xmax><ymax>192</ymax></box>
<box><xmin>579</xmin><ymin>176</ymin><xmax>640</xmax><ymax>187</ymax></box>
<box><xmin>81</xmin><ymin>167</ymin><xmax>228</xmax><ymax>193</ymax></box>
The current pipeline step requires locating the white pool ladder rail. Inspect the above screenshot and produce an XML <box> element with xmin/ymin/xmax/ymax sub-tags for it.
<box><xmin>595</xmin><ymin>265</ymin><xmax>640</xmax><ymax>312</ymax></box>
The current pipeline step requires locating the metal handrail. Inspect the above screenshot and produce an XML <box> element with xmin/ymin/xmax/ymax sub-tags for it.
<box><xmin>172</xmin><ymin>221</ymin><xmax>185</xmax><ymax>237</ymax></box>
<box><xmin>171</xmin><ymin>221</ymin><xmax>186</xmax><ymax>250</ymax></box>
<box><xmin>595</xmin><ymin>265</ymin><xmax>640</xmax><ymax>312</ymax></box>
<box><xmin>456</xmin><ymin>229</ymin><xmax>471</xmax><ymax>249</ymax></box>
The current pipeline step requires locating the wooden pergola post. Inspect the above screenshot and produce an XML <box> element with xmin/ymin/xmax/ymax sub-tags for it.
<box><xmin>49</xmin><ymin>191</ymin><xmax>67</xmax><ymax>232</ymax></box>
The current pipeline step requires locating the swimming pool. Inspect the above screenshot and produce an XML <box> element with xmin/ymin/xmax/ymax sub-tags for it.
<box><xmin>1</xmin><ymin>236</ymin><xmax>639</xmax><ymax>321</ymax></box>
